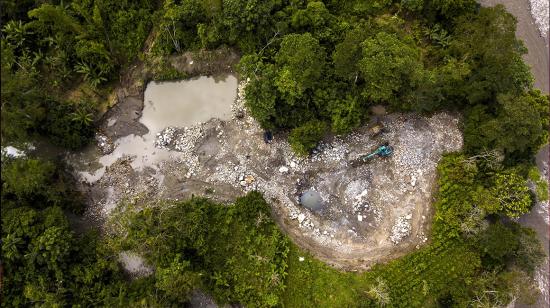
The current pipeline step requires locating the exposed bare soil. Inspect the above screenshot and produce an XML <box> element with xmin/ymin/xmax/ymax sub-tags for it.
<box><xmin>76</xmin><ymin>69</ymin><xmax>462</xmax><ymax>270</ymax></box>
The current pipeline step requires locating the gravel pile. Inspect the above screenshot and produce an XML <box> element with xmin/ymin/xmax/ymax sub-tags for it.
<box><xmin>148</xmin><ymin>92</ymin><xmax>461</xmax><ymax>253</ymax></box>
<box><xmin>155</xmin><ymin>125</ymin><xmax>206</xmax><ymax>177</ymax></box>
<box><xmin>95</xmin><ymin>133</ymin><xmax>114</xmax><ymax>154</ymax></box>
<box><xmin>390</xmin><ymin>214</ymin><xmax>412</xmax><ymax>244</ymax></box>
<box><xmin>344</xmin><ymin>180</ymin><xmax>370</xmax><ymax>213</ymax></box>
<box><xmin>311</xmin><ymin>138</ymin><xmax>351</xmax><ymax>163</ymax></box>
<box><xmin>155</xmin><ymin>127</ymin><xmax>176</xmax><ymax>148</ymax></box>
<box><xmin>530</xmin><ymin>0</ymin><xmax>549</xmax><ymax>37</ymax></box>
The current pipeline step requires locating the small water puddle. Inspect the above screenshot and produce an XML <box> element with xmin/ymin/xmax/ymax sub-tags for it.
<box><xmin>300</xmin><ymin>190</ymin><xmax>324</xmax><ymax>212</ymax></box>
<box><xmin>74</xmin><ymin>75</ymin><xmax>238</xmax><ymax>183</ymax></box>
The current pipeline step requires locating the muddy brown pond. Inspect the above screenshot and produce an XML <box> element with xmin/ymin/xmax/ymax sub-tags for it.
<box><xmin>72</xmin><ymin>75</ymin><xmax>238</xmax><ymax>183</ymax></box>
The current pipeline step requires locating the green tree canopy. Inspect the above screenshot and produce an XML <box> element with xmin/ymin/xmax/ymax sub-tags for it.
<box><xmin>288</xmin><ymin>120</ymin><xmax>327</xmax><ymax>156</ymax></box>
<box><xmin>464</xmin><ymin>91</ymin><xmax>548</xmax><ymax>160</ymax></box>
<box><xmin>450</xmin><ymin>5</ymin><xmax>533</xmax><ymax>104</ymax></box>
<box><xmin>275</xmin><ymin>33</ymin><xmax>326</xmax><ymax>98</ymax></box>
<box><xmin>489</xmin><ymin>172</ymin><xmax>532</xmax><ymax>218</ymax></box>
<box><xmin>1</xmin><ymin>157</ymin><xmax>84</xmax><ymax>213</ymax></box>
<box><xmin>358</xmin><ymin>32</ymin><xmax>423</xmax><ymax>104</ymax></box>
<box><xmin>332</xmin><ymin>26</ymin><xmax>370</xmax><ymax>81</ymax></box>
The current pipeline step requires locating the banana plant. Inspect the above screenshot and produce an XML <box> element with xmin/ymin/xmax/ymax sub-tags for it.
<box><xmin>70</xmin><ymin>105</ymin><xmax>93</xmax><ymax>126</ymax></box>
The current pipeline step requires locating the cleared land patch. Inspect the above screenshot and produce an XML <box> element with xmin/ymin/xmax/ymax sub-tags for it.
<box><xmin>73</xmin><ymin>78</ymin><xmax>462</xmax><ymax>270</ymax></box>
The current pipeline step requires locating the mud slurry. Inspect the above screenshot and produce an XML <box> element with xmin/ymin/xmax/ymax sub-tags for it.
<box><xmin>78</xmin><ymin>78</ymin><xmax>462</xmax><ymax>270</ymax></box>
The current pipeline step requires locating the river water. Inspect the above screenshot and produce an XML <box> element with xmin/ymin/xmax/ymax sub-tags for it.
<box><xmin>72</xmin><ymin>75</ymin><xmax>238</xmax><ymax>183</ymax></box>
<box><xmin>476</xmin><ymin>0</ymin><xmax>549</xmax><ymax>306</ymax></box>
<box><xmin>517</xmin><ymin>144</ymin><xmax>550</xmax><ymax>308</ymax></box>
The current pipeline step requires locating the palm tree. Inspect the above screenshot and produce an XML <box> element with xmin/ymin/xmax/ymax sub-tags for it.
<box><xmin>70</xmin><ymin>106</ymin><xmax>93</xmax><ymax>126</ymax></box>
<box><xmin>75</xmin><ymin>62</ymin><xmax>106</xmax><ymax>88</ymax></box>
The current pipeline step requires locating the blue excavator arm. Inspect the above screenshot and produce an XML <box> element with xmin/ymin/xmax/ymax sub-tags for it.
<box><xmin>360</xmin><ymin>145</ymin><xmax>393</xmax><ymax>162</ymax></box>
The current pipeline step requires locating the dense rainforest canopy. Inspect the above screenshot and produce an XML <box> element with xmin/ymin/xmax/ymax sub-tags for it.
<box><xmin>1</xmin><ymin>0</ymin><xmax>548</xmax><ymax>307</ymax></box>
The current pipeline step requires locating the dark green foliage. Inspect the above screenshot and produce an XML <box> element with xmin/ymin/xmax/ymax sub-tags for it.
<box><xmin>1</xmin><ymin>41</ymin><xmax>44</xmax><ymax>142</ymax></box>
<box><xmin>406</xmin><ymin>58</ymin><xmax>471</xmax><ymax>112</ymax></box>
<box><xmin>449</xmin><ymin>5</ymin><xmax>533</xmax><ymax>105</ymax></box>
<box><xmin>330</xmin><ymin>95</ymin><xmax>363</xmax><ymax>134</ymax></box>
<box><xmin>433</xmin><ymin>154</ymin><xmax>535</xmax><ymax>239</ymax></box>
<box><xmin>470</xmin><ymin>269</ymin><xmax>540</xmax><ymax>306</ymax></box>
<box><xmin>332</xmin><ymin>26</ymin><xmax>370</xmax><ymax>81</ymax></box>
<box><xmin>2</xmin><ymin>0</ymin><xmax>155</xmax><ymax>147</ymax></box>
<box><xmin>243</xmin><ymin>64</ymin><xmax>279</xmax><ymax>129</ymax></box>
<box><xmin>290</xmin><ymin>1</ymin><xmax>339</xmax><ymax>44</ymax></box>
<box><xmin>1</xmin><ymin>206</ymin><xmax>129</xmax><ymax>307</ymax></box>
<box><xmin>402</xmin><ymin>0</ymin><xmax>478</xmax><ymax>21</ymax></box>
<box><xmin>221</xmin><ymin>0</ymin><xmax>281</xmax><ymax>50</ymax></box>
<box><xmin>1</xmin><ymin>40</ymin><xmax>95</xmax><ymax>148</ymax></box>
<box><xmin>115</xmin><ymin>192</ymin><xmax>290</xmax><ymax>307</ymax></box>
<box><xmin>475</xmin><ymin>221</ymin><xmax>544</xmax><ymax>274</ymax></box>
<box><xmin>275</xmin><ymin>33</ymin><xmax>326</xmax><ymax>98</ymax></box>
<box><xmin>43</xmin><ymin>100</ymin><xmax>96</xmax><ymax>150</ymax></box>
<box><xmin>229</xmin><ymin>0</ymin><xmax>541</xmax><ymax>158</ymax></box>
<box><xmin>464</xmin><ymin>91</ymin><xmax>549</xmax><ymax>161</ymax></box>
<box><xmin>477</xmin><ymin>222</ymin><xmax>520</xmax><ymax>267</ymax></box>
<box><xmin>359</xmin><ymin>32</ymin><xmax>422</xmax><ymax>104</ymax></box>
<box><xmin>512</xmin><ymin>226</ymin><xmax>546</xmax><ymax>274</ymax></box>
<box><xmin>153</xmin><ymin>0</ymin><xmax>207</xmax><ymax>55</ymax></box>
<box><xmin>26</xmin><ymin>1</ymin><xmax>154</xmax><ymax>85</ymax></box>
<box><xmin>1</xmin><ymin>0</ymin><xmax>43</xmax><ymax>21</ymax></box>
<box><xmin>288</xmin><ymin>120</ymin><xmax>327</xmax><ymax>156</ymax></box>
<box><xmin>155</xmin><ymin>256</ymin><xmax>202</xmax><ymax>302</ymax></box>
<box><xmin>1</xmin><ymin>158</ymin><xmax>83</xmax><ymax>213</ymax></box>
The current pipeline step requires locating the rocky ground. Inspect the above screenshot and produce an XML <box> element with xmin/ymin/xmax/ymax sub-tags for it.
<box><xmin>73</xmin><ymin>2</ymin><xmax>547</xmax><ymax>274</ymax></box>
<box><xmin>79</xmin><ymin>77</ymin><xmax>462</xmax><ymax>270</ymax></box>
<box><xmin>529</xmin><ymin>0</ymin><xmax>549</xmax><ymax>38</ymax></box>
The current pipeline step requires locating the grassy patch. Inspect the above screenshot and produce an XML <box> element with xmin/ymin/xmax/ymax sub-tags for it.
<box><xmin>283</xmin><ymin>239</ymin><xmax>481</xmax><ymax>308</ymax></box>
<box><xmin>283</xmin><ymin>245</ymin><xmax>363</xmax><ymax>307</ymax></box>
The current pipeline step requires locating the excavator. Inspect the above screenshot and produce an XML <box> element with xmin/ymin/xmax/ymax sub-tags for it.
<box><xmin>350</xmin><ymin>142</ymin><xmax>393</xmax><ymax>166</ymax></box>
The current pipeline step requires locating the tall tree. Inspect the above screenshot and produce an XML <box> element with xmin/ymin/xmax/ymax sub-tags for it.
<box><xmin>358</xmin><ymin>32</ymin><xmax>423</xmax><ymax>104</ymax></box>
<box><xmin>450</xmin><ymin>6</ymin><xmax>533</xmax><ymax>105</ymax></box>
<box><xmin>275</xmin><ymin>33</ymin><xmax>326</xmax><ymax>99</ymax></box>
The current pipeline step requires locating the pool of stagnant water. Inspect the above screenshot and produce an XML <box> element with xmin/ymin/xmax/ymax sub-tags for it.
<box><xmin>300</xmin><ymin>189</ymin><xmax>324</xmax><ymax>212</ymax></box>
<box><xmin>71</xmin><ymin>75</ymin><xmax>238</xmax><ymax>183</ymax></box>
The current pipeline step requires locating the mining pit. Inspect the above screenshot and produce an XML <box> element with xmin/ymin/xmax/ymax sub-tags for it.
<box><xmin>69</xmin><ymin>70</ymin><xmax>462</xmax><ymax>270</ymax></box>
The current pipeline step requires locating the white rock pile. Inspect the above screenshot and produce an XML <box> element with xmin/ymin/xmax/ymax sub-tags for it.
<box><xmin>95</xmin><ymin>134</ymin><xmax>114</xmax><ymax>154</ymax></box>
<box><xmin>390</xmin><ymin>214</ymin><xmax>412</xmax><ymax>244</ymax></box>
<box><xmin>530</xmin><ymin>0</ymin><xmax>549</xmax><ymax>38</ymax></box>
<box><xmin>1</xmin><ymin>146</ymin><xmax>26</xmax><ymax>158</ymax></box>
<box><xmin>155</xmin><ymin>127</ymin><xmax>176</xmax><ymax>149</ymax></box>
